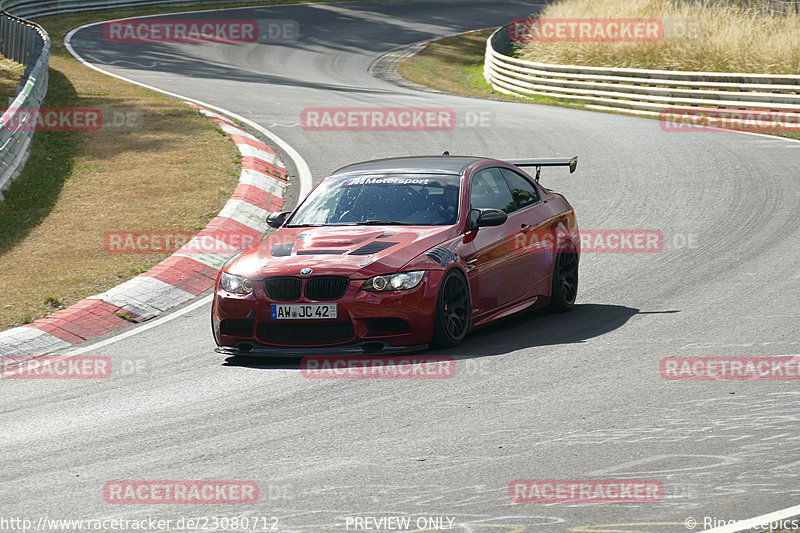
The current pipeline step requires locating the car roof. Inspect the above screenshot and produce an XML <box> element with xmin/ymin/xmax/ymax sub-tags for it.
<box><xmin>329</xmin><ymin>155</ymin><xmax>488</xmax><ymax>176</ymax></box>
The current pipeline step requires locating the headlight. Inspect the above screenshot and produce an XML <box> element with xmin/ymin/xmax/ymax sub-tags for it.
<box><xmin>362</xmin><ymin>271</ymin><xmax>425</xmax><ymax>292</ymax></box>
<box><xmin>220</xmin><ymin>272</ymin><xmax>253</xmax><ymax>294</ymax></box>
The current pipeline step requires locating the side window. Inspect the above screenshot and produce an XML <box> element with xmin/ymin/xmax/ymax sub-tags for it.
<box><xmin>501</xmin><ymin>168</ymin><xmax>540</xmax><ymax>209</ymax></box>
<box><xmin>470</xmin><ymin>168</ymin><xmax>516</xmax><ymax>214</ymax></box>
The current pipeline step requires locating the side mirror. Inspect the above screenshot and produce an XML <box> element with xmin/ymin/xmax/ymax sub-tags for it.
<box><xmin>468</xmin><ymin>208</ymin><xmax>507</xmax><ymax>230</ymax></box>
<box><xmin>266</xmin><ymin>211</ymin><xmax>290</xmax><ymax>229</ymax></box>
<box><xmin>475</xmin><ymin>208</ymin><xmax>508</xmax><ymax>228</ymax></box>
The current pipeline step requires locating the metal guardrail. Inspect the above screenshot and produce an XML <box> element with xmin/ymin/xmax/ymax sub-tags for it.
<box><xmin>0</xmin><ymin>10</ymin><xmax>48</xmax><ymax>200</ymax></box>
<box><xmin>484</xmin><ymin>25</ymin><xmax>800</xmax><ymax>120</ymax></box>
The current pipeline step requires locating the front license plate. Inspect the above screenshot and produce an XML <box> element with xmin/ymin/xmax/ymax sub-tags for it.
<box><xmin>271</xmin><ymin>303</ymin><xmax>338</xmax><ymax>320</ymax></box>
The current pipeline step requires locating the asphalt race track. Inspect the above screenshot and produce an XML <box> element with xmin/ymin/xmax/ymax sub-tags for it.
<box><xmin>3</xmin><ymin>1</ymin><xmax>800</xmax><ymax>531</ymax></box>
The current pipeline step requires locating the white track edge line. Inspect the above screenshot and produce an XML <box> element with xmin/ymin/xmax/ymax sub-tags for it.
<box><xmin>65</xmin><ymin>295</ymin><xmax>212</xmax><ymax>355</ymax></box>
<box><xmin>700</xmin><ymin>503</ymin><xmax>800</xmax><ymax>532</ymax></box>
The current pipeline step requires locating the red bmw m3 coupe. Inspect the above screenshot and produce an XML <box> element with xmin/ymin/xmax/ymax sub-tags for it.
<box><xmin>212</xmin><ymin>154</ymin><xmax>579</xmax><ymax>356</ymax></box>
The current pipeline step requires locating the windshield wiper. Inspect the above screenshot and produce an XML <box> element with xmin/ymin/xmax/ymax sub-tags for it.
<box><xmin>354</xmin><ymin>220</ymin><xmax>405</xmax><ymax>225</ymax></box>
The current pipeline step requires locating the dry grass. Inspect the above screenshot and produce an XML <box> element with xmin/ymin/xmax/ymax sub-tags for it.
<box><xmin>0</xmin><ymin>14</ymin><xmax>241</xmax><ymax>330</ymax></box>
<box><xmin>517</xmin><ymin>0</ymin><xmax>800</xmax><ymax>73</ymax></box>
<box><xmin>0</xmin><ymin>56</ymin><xmax>25</xmax><ymax>101</ymax></box>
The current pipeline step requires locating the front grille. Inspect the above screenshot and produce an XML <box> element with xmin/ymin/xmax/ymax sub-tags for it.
<box><xmin>305</xmin><ymin>277</ymin><xmax>349</xmax><ymax>300</ymax></box>
<box><xmin>264</xmin><ymin>277</ymin><xmax>302</xmax><ymax>301</ymax></box>
<box><xmin>257</xmin><ymin>321</ymin><xmax>355</xmax><ymax>345</ymax></box>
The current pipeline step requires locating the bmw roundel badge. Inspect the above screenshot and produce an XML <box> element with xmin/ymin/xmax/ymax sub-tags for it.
<box><xmin>300</xmin><ymin>267</ymin><xmax>313</xmax><ymax>275</ymax></box>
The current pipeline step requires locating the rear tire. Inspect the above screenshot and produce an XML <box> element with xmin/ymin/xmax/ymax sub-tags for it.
<box><xmin>432</xmin><ymin>269</ymin><xmax>470</xmax><ymax>348</ymax></box>
<box><xmin>549</xmin><ymin>243</ymin><xmax>578</xmax><ymax>312</ymax></box>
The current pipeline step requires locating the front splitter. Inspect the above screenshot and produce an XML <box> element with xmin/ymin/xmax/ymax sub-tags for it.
<box><xmin>215</xmin><ymin>341</ymin><xmax>429</xmax><ymax>357</ymax></box>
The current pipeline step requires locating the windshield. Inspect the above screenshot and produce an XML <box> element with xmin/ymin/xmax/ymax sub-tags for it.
<box><xmin>286</xmin><ymin>174</ymin><xmax>461</xmax><ymax>226</ymax></box>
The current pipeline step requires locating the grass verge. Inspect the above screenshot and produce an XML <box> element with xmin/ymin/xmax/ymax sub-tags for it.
<box><xmin>0</xmin><ymin>5</ymin><xmax>259</xmax><ymax>330</ymax></box>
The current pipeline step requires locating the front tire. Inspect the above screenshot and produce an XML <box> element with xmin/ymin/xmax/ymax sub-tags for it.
<box><xmin>432</xmin><ymin>269</ymin><xmax>470</xmax><ymax>347</ymax></box>
<box><xmin>549</xmin><ymin>243</ymin><xmax>578</xmax><ymax>312</ymax></box>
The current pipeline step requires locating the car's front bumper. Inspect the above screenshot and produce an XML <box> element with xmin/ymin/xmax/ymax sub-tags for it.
<box><xmin>212</xmin><ymin>270</ymin><xmax>444</xmax><ymax>354</ymax></box>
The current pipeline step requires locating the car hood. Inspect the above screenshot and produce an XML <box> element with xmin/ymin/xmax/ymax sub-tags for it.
<box><xmin>227</xmin><ymin>225</ymin><xmax>455</xmax><ymax>279</ymax></box>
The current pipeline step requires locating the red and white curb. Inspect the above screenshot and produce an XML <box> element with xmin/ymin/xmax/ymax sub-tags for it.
<box><xmin>0</xmin><ymin>105</ymin><xmax>286</xmax><ymax>356</ymax></box>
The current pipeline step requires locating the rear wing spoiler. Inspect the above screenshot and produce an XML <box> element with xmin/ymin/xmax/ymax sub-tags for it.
<box><xmin>505</xmin><ymin>156</ymin><xmax>578</xmax><ymax>181</ymax></box>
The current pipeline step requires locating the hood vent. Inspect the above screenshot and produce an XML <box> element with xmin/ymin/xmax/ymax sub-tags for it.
<box><xmin>375</xmin><ymin>233</ymin><xmax>397</xmax><ymax>239</ymax></box>
<box><xmin>271</xmin><ymin>242</ymin><xmax>295</xmax><ymax>257</ymax></box>
<box><xmin>296</xmin><ymin>250</ymin><xmax>347</xmax><ymax>255</ymax></box>
<box><xmin>349</xmin><ymin>241</ymin><xmax>399</xmax><ymax>256</ymax></box>
<box><xmin>426</xmin><ymin>246</ymin><xmax>456</xmax><ymax>266</ymax></box>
